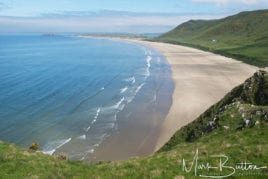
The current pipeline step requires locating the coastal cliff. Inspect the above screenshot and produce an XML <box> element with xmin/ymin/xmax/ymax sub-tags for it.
<box><xmin>160</xmin><ymin>70</ymin><xmax>268</xmax><ymax>152</ymax></box>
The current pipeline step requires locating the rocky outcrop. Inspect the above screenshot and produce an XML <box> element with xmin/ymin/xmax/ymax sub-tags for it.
<box><xmin>160</xmin><ymin>70</ymin><xmax>268</xmax><ymax>152</ymax></box>
<box><xmin>241</xmin><ymin>70</ymin><xmax>268</xmax><ymax>105</ymax></box>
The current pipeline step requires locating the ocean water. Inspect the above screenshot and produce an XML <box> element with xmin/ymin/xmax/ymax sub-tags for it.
<box><xmin>0</xmin><ymin>35</ymin><xmax>173</xmax><ymax>160</ymax></box>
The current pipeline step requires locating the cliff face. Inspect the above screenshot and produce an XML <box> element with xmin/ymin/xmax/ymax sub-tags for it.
<box><xmin>160</xmin><ymin>70</ymin><xmax>268</xmax><ymax>152</ymax></box>
<box><xmin>241</xmin><ymin>70</ymin><xmax>268</xmax><ymax>105</ymax></box>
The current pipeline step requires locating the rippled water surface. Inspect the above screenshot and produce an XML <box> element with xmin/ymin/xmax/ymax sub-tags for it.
<box><xmin>0</xmin><ymin>35</ymin><xmax>173</xmax><ymax>160</ymax></box>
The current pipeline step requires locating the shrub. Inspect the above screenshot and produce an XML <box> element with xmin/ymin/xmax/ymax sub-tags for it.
<box><xmin>29</xmin><ymin>143</ymin><xmax>39</xmax><ymax>151</ymax></box>
<box><xmin>56</xmin><ymin>153</ymin><xmax>67</xmax><ymax>160</ymax></box>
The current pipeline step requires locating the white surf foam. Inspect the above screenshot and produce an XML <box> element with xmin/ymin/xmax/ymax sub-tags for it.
<box><xmin>93</xmin><ymin>143</ymin><xmax>100</xmax><ymax>147</ymax></box>
<box><xmin>91</xmin><ymin>119</ymin><xmax>97</xmax><ymax>124</ymax></box>
<box><xmin>85</xmin><ymin>125</ymin><xmax>91</xmax><ymax>132</ymax></box>
<box><xmin>135</xmin><ymin>83</ymin><xmax>145</xmax><ymax>94</ymax></box>
<box><xmin>120</xmin><ymin>86</ymin><xmax>128</xmax><ymax>93</ymax></box>
<box><xmin>90</xmin><ymin>107</ymin><xmax>101</xmax><ymax>125</ymax></box>
<box><xmin>80</xmin><ymin>148</ymin><xmax>95</xmax><ymax>161</ymax></box>
<box><xmin>114</xmin><ymin>97</ymin><xmax>125</xmax><ymax>110</ymax></box>
<box><xmin>78</xmin><ymin>135</ymin><xmax>86</xmax><ymax>140</ymax></box>
<box><xmin>90</xmin><ymin>149</ymin><xmax>94</xmax><ymax>153</ymax></box>
<box><xmin>145</xmin><ymin>68</ymin><xmax>150</xmax><ymax>77</ymax></box>
<box><xmin>132</xmin><ymin>77</ymin><xmax>136</xmax><ymax>84</ymax></box>
<box><xmin>125</xmin><ymin>95</ymin><xmax>135</xmax><ymax>104</ymax></box>
<box><xmin>124</xmin><ymin>76</ymin><xmax>135</xmax><ymax>84</ymax></box>
<box><xmin>144</xmin><ymin>49</ymin><xmax>152</xmax><ymax>56</ymax></box>
<box><xmin>124</xmin><ymin>83</ymin><xmax>145</xmax><ymax>104</ymax></box>
<box><xmin>94</xmin><ymin>108</ymin><xmax>101</xmax><ymax>120</ymax></box>
<box><xmin>106</xmin><ymin>122</ymin><xmax>115</xmax><ymax>129</ymax></box>
<box><xmin>144</xmin><ymin>56</ymin><xmax>152</xmax><ymax>77</ymax></box>
<box><xmin>146</xmin><ymin>56</ymin><xmax>152</xmax><ymax>68</ymax></box>
<box><xmin>43</xmin><ymin>138</ymin><xmax>72</xmax><ymax>155</ymax></box>
<box><xmin>100</xmin><ymin>97</ymin><xmax>125</xmax><ymax>119</ymax></box>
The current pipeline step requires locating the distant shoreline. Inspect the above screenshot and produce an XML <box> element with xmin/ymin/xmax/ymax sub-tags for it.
<box><xmin>78</xmin><ymin>35</ymin><xmax>258</xmax><ymax>155</ymax></box>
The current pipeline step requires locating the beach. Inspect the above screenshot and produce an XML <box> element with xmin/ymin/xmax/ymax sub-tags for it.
<box><xmin>74</xmin><ymin>36</ymin><xmax>174</xmax><ymax>161</ymax></box>
<box><xmin>0</xmin><ymin>34</ymin><xmax>260</xmax><ymax>162</ymax></box>
<box><xmin>124</xmin><ymin>39</ymin><xmax>258</xmax><ymax>151</ymax></box>
<box><xmin>78</xmin><ymin>36</ymin><xmax>258</xmax><ymax>159</ymax></box>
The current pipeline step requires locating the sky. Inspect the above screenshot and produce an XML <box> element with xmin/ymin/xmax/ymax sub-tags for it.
<box><xmin>0</xmin><ymin>0</ymin><xmax>267</xmax><ymax>33</ymax></box>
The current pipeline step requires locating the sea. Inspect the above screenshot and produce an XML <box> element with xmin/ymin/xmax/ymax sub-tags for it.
<box><xmin>0</xmin><ymin>34</ymin><xmax>173</xmax><ymax>160</ymax></box>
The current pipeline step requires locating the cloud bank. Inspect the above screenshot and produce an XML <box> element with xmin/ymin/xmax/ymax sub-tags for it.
<box><xmin>0</xmin><ymin>11</ymin><xmax>226</xmax><ymax>33</ymax></box>
<box><xmin>193</xmin><ymin>0</ymin><xmax>268</xmax><ymax>6</ymax></box>
<box><xmin>0</xmin><ymin>1</ymin><xmax>266</xmax><ymax>33</ymax></box>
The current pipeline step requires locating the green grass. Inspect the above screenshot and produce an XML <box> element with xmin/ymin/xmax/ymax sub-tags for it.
<box><xmin>0</xmin><ymin>111</ymin><xmax>267</xmax><ymax>178</ymax></box>
<box><xmin>155</xmin><ymin>9</ymin><xmax>268</xmax><ymax>67</ymax></box>
<box><xmin>0</xmin><ymin>71</ymin><xmax>267</xmax><ymax>178</ymax></box>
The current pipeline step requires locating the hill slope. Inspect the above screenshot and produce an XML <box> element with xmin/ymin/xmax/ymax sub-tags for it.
<box><xmin>156</xmin><ymin>9</ymin><xmax>268</xmax><ymax>67</ymax></box>
<box><xmin>0</xmin><ymin>71</ymin><xmax>267</xmax><ymax>178</ymax></box>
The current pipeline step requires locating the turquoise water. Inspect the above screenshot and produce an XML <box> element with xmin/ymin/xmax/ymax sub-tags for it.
<box><xmin>0</xmin><ymin>35</ymin><xmax>173</xmax><ymax>160</ymax></box>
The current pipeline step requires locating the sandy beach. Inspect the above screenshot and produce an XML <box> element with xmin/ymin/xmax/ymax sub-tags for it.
<box><xmin>125</xmin><ymin>39</ymin><xmax>258</xmax><ymax>151</ymax></box>
<box><xmin>78</xmin><ymin>36</ymin><xmax>258</xmax><ymax>160</ymax></box>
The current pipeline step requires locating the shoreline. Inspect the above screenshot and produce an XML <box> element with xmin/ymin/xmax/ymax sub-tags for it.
<box><xmin>127</xmin><ymin>39</ymin><xmax>258</xmax><ymax>151</ymax></box>
<box><xmin>73</xmin><ymin>35</ymin><xmax>174</xmax><ymax>161</ymax></box>
<box><xmin>77</xmin><ymin>35</ymin><xmax>258</xmax><ymax>156</ymax></box>
<box><xmin>99</xmin><ymin>37</ymin><xmax>258</xmax><ymax>152</ymax></box>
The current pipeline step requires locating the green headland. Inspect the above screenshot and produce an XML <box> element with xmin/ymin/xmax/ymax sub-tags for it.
<box><xmin>155</xmin><ymin>9</ymin><xmax>268</xmax><ymax>67</ymax></box>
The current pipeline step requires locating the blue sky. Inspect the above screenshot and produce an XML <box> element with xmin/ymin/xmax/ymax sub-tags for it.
<box><xmin>0</xmin><ymin>0</ymin><xmax>267</xmax><ymax>33</ymax></box>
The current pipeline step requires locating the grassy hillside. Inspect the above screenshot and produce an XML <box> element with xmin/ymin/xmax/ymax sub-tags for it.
<box><xmin>0</xmin><ymin>71</ymin><xmax>267</xmax><ymax>178</ymax></box>
<box><xmin>155</xmin><ymin>9</ymin><xmax>268</xmax><ymax>67</ymax></box>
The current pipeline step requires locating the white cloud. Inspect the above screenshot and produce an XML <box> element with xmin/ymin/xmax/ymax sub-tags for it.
<box><xmin>0</xmin><ymin>13</ymin><xmax>226</xmax><ymax>33</ymax></box>
<box><xmin>193</xmin><ymin>0</ymin><xmax>267</xmax><ymax>6</ymax></box>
